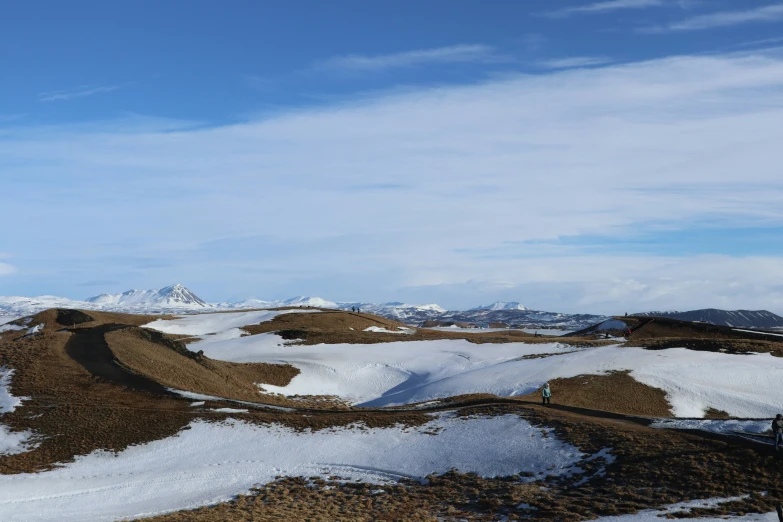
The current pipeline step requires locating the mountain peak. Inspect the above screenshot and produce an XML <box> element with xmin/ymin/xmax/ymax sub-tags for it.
<box><xmin>472</xmin><ymin>301</ymin><xmax>530</xmax><ymax>311</ymax></box>
<box><xmin>87</xmin><ymin>284</ymin><xmax>207</xmax><ymax>308</ymax></box>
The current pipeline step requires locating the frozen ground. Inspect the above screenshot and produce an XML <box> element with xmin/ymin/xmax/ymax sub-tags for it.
<box><xmin>0</xmin><ymin>413</ymin><xmax>588</xmax><ymax>522</ymax></box>
<box><xmin>189</xmin><ymin>330</ymin><xmax>783</xmax><ymax>416</ymax></box>
<box><xmin>143</xmin><ymin>309</ymin><xmax>320</xmax><ymax>338</ymax></box>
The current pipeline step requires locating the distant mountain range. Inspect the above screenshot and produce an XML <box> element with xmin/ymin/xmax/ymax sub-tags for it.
<box><xmin>9</xmin><ymin>284</ymin><xmax>780</xmax><ymax>331</ymax></box>
<box><xmin>636</xmin><ymin>309</ymin><xmax>783</xmax><ymax>329</ymax></box>
<box><xmin>0</xmin><ymin>284</ymin><xmax>605</xmax><ymax>329</ymax></box>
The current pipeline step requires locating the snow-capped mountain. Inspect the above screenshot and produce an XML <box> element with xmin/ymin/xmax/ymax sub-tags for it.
<box><xmin>87</xmin><ymin>284</ymin><xmax>207</xmax><ymax>309</ymax></box>
<box><xmin>637</xmin><ymin>309</ymin><xmax>783</xmax><ymax>329</ymax></box>
<box><xmin>337</xmin><ymin>302</ymin><xmax>447</xmax><ymax>321</ymax></box>
<box><xmin>0</xmin><ymin>284</ymin><xmax>604</xmax><ymax>330</ymax></box>
<box><xmin>471</xmin><ymin>301</ymin><xmax>530</xmax><ymax>311</ymax></box>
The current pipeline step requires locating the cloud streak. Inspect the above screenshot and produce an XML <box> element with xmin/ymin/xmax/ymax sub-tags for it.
<box><xmin>646</xmin><ymin>3</ymin><xmax>783</xmax><ymax>32</ymax></box>
<box><xmin>315</xmin><ymin>44</ymin><xmax>508</xmax><ymax>72</ymax></box>
<box><xmin>538</xmin><ymin>56</ymin><xmax>613</xmax><ymax>69</ymax></box>
<box><xmin>543</xmin><ymin>0</ymin><xmax>663</xmax><ymax>18</ymax></box>
<box><xmin>38</xmin><ymin>84</ymin><xmax>125</xmax><ymax>102</ymax></box>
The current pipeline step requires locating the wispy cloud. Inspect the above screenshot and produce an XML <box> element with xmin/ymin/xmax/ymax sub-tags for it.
<box><xmin>315</xmin><ymin>44</ymin><xmax>508</xmax><ymax>72</ymax></box>
<box><xmin>645</xmin><ymin>3</ymin><xmax>783</xmax><ymax>32</ymax></box>
<box><xmin>538</xmin><ymin>56</ymin><xmax>613</xmax><ymax>69</ymax></box>
<box><xmin>543</xmin><ymin>0</ymin><xmax>664</xmax><ymax>18</ymax></box>
<box><xmin>6</xmin><ymin>51</ymin><xmax>783</xmax><ymax>311</ymax></box>
<box><xmin>733</xmin><ymin>36</ymin><xmax>783</xmax><ymax>49</ymax></box>
<box><xmin>38</xmin><ymin>84</ymin><xmax>125</xmax><ymax>102</ymax></box>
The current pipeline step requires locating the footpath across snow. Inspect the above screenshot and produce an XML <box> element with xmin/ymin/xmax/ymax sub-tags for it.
<box><xmin>0</xmin><ymin>413</ymin><xmax>587</xmax><ymax>522</ymax></box>
<box><xmin>191</xmin><ymin>334</ymin><xmax>783</xmax><ymax>417</ymax></box>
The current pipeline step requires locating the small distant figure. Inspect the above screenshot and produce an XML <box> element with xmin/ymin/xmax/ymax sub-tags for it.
<box><xmin>625</xmin><ymin>312</ymin><xmax>628</xmax><ymax>317</ymax></box>
<box><xmin>604</xmin><ymin>332</ymin><xmax>610</xmax><ymax>339</ymax></box>
<box><xmin>534</xmin><ymin>331</ymin><xmax>539</xmax><ymax>337</ymax></box>
<box><xmin>626</xmin><ymin>328</ymin><xmax>632</xmax><ymax>337</ymax></box>
<box><xmin>357</xmin><ymin>307</ymin><xmax>361</xmax><ymax>313</ymax></box>
<box><xmin>542</xmin><ymin>383</ymin><xmax>551</xmax><ymax>406</ymax></box>
<box><xmin>351</xmin><ymin>306</ymin><xmax>355</xmax><ymax>313</ymax></box>
<box><xmin>773</xmin><ymin>414</ymin><xmax>783</xmax><ymax>451</ymax></box>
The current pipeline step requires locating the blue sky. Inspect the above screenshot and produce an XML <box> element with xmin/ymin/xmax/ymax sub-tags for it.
<box><xmin>3</xmin><ymin>0</ymin><xmax>783</xmax><ymax>313</ymax></box>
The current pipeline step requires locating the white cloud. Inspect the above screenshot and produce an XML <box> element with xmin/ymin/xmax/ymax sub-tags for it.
<box><xmin>649</xmin><ymin>3</ymin><xmax>783</xmax><ymax>32</ymax></box>
<box><xmin>538</xmin><ymin>56</ymin><xmax>613</xmax><ymax>69</ymax></box>
<box><xmin>315</xmin><ymin>44</ymin><xmax>507</xmax><ymax>72</ymax></box>
<box><xmin>38</xmin><ymin>84</ymin><xmax>125</xmax><ymax>102</ymax></box>
<box><xmin>4</xmin><ymin>52</ymin><xmax>783</xmax><ymax>311</ymax></box>
<box><xmin>0</xmin><ymin>263</ymin><xmax>16</xmax><ymax>277</ymax></box>
<box><xmin>543</xmin><ymin>0</ymin><xmax>663</xmax><ymax>18</ymax></box>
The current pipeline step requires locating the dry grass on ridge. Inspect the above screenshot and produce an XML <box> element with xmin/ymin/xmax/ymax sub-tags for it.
<box><xmin>521</xmin><ymin>370</ymin><xmax>673</xmax><ymax>418</ymax></box>
<box><xmin>105</xmin><ymin>327</ymin><xmax>300</xmax><ymax>405</ymax></box>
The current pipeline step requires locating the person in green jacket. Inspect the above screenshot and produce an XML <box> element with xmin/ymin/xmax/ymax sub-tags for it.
<box><xmin>542</xmin><ymin>383</ymin><xmax>551</xmax><ymax>406</ymax></box>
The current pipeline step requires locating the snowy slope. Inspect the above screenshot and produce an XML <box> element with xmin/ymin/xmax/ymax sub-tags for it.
<box><xmin>143</xmin><ymin>309</ymin><xmax>320</xmax><ymax>338</ymax></box>
<box><xmin>188</xmin><ymin>328</ymin><xmax>783</xmax><ymax>417</ymax></box>
<box><xmin>0</xmin><ymin>414</ymin><xmax>588</xmax><ymax>522</ymax></box>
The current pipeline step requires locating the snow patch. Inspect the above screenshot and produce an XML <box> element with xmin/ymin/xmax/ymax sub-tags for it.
<box><xmin>363</xmin><ymin>326</ymin><xmax>413</xmax><ymax>334</ymax></box>
<box><xmin>143</xmin><ymin>309</ymin><xmax>319</xmax><ymax>337</ymax></box>
<box><xmin>0</xmin><ymin>368</ymin><xmax>37</xmax><ymax>456</ymax></box>
<box><xmin>594</xmin><ymin>495</ymin><xmax>761</xmax><ymax>521</ymax></box>
<box><xmin>0</xmin><ymin>413</ymin><xmax>588</xmax><ymax>522</ymax></box>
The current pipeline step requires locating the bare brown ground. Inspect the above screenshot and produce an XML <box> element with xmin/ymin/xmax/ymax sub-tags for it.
<box><xmin>144</xmin><ymin>403</ymin><xmax>783</xmax><ymax>521</ymax></box>
<box><xmin>522</xmin><ymin>371</ymin><xmax>673</xmax><ymax>417</ymax></box>
<box><xmin>0</xmin><ymin>330</ymin><xmax>192</xmax><ymax>474</ymax></box>
<box><xmin>241</xmin><ymin>310</ymin><xmax>612</xmax><ymax>347</ymax></box>
<box><xmin>106</xmin><ymin>327</ymin><xmax>300</xmax><ymax>405</ymax></box>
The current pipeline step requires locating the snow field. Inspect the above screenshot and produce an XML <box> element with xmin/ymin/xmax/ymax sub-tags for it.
<box><xmin>193</xmin><ymin>334</ymin><xmax>783</xmax><ymax>417</ymax></box>
<box><xmin>0</xmin><ymin>413</ymin><xmax>589</xmax><ymax>522</ymax></box>
<box><xmin>143</xmin><ymin>309</ymin><xmax>320</xmax><ymax>337</ymax></box>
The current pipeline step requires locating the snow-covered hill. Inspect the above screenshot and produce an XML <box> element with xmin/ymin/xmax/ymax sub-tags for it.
<box><xmin>637</xmin><ymin>308</ymin><xmax>783</xmax><ymax>329</ymax></box>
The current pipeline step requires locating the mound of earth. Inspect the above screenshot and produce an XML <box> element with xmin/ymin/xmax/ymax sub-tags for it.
<box><xmin>105</xmin><ymin>326</ymin><xmax>300</xmax><ymax>405</ymax></box>
<box><xmin>522</xmin><ymin>371</ymin><xmax>672</xmax><ymax>417</ymax></box>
